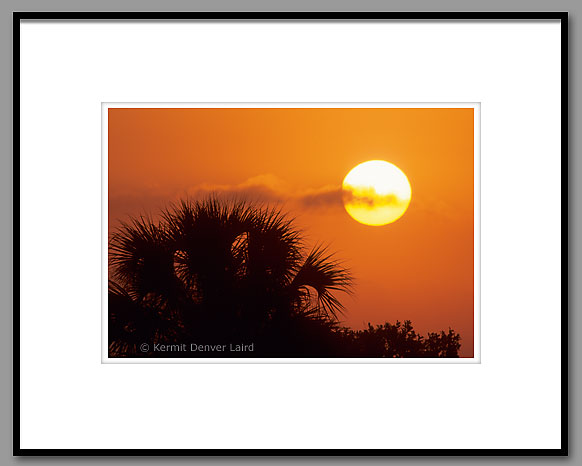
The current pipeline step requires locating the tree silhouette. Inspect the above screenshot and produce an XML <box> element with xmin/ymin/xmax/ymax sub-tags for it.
<box><xmin>108</xmin><ymin>197</ymin><xmax>462</xmax><ymax>358</ymax></box>
<box><xmin>342</xmin><ymin>321</ymin><xmax>461</xmax><ymax>358</ymax></box>
<box><xmin>108</xmin><ymin>198</ymin><xmax>352</xmax><ymax>357</ymax></box>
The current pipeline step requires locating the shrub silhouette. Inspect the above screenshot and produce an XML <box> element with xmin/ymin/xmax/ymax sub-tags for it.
<box><xmin>108</xmin><ymin>197</ymin><xmax>461</xmax><ymax>358</ymax></box>
<box><xmin>342</xmin><ymin>321</ymin><xmax>461</xmax><ymax>358</ymax></box>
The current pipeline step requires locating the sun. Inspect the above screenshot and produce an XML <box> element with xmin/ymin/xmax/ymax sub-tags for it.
<box><xmin>342</xmin><ymin>160</ymin><xmax>412</xmax><ymax>226</ymax></box>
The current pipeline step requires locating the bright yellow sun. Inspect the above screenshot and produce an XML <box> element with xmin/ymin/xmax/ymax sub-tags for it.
<box><xmin>342</xmin><ymin>160</ymin><xmax>412</xmax><ymax>226</ymax></box>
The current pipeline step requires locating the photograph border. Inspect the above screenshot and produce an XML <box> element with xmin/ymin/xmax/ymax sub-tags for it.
<box><xmin>13</xmin><ymin>11</ymin><xmax>568</xmax><ymax>457</ymax></box>
<box><xmin>101</xmin><ymin>102</ymin><xmax>481</xmax><ymax>364</ymax></box>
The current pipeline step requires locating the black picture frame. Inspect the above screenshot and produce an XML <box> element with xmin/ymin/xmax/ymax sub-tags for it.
<box><xmin>13</xmin><ymin>11</ymin><xmax>569</xmax><ymax>457</ymax></box>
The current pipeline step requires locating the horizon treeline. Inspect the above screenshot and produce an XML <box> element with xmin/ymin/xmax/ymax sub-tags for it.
<box><xmin>108</xmin><ymin>197</ymin><xmax>461</xmax><ymax>358</ymax></box>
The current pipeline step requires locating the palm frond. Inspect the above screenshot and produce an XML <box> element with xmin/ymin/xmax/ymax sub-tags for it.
<box><xmin>247</xmin><ymin>206</ymin><xmax>303</xmax><ymax>285</ymax></box>
<box><xmin>109</xmin><ymin>214</ymin><xmax>177</xmax><ymax>301</ymax></box>
<box><xmin>290</xmin><ymin>244</ymin><xmax>353</xmax><ymax>321</ymax></box>
<box><xmin>108</xmin><ymin>195</ymin><xmax>355</xmax><ymax>357</ymax></box>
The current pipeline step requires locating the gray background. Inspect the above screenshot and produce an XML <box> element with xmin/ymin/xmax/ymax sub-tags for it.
<box><xmin>3</xmin><ymin>0</ymin><xmax>577</xmax><ymax>463</ymax></box>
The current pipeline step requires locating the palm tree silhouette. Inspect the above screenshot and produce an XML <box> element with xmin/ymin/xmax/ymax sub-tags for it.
<box><xmin>108</xmin><ymin>198</ymin><xmax>352</xmax><ymax>357</ymax></box>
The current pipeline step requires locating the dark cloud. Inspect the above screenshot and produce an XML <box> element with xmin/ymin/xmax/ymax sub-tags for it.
<box><xmin>187</xmin><ymin>184</ymin><xmax>283</xmax><ymax>204</ymax></box>
<box><xmin>185</xmin><ymin>174</ymin><xmax>287</xmax><ymax>204</ymax></box>
<box><xmin>187</xmin><ymin>175</ymin><xmax>344</xmax><ymax>210</ymax></box>
<box><xmin>297</xmin><ymin>186</ymin><xmax>343</xmax><ymax>208</ymax></box>
<box><xmin>110</xmin><ymin>175</ymin><xmax>352</xmax><ymax>236</ymax></box>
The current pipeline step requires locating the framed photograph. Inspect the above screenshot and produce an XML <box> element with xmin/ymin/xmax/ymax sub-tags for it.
<box><xmin>15</xmin><ymin>12</ymin><xmax>567</xmax><ymax>455</ymax></box>
<box><xmin>103</xmin><ymin>102</ymin><xmax>479</xmax><ymax>363</ymax></box>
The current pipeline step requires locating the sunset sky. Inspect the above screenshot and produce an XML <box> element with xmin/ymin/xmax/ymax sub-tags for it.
<box><xmin>108</xmin><ymin>107</ymin><xmax>475</xmax><ymax>356</ymax></box>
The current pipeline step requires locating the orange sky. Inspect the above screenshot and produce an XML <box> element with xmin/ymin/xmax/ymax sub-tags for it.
<box><xmin>108</xmin><ymin>107</ymin><xmax>475</xmax><ymax>356</ymax></box>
